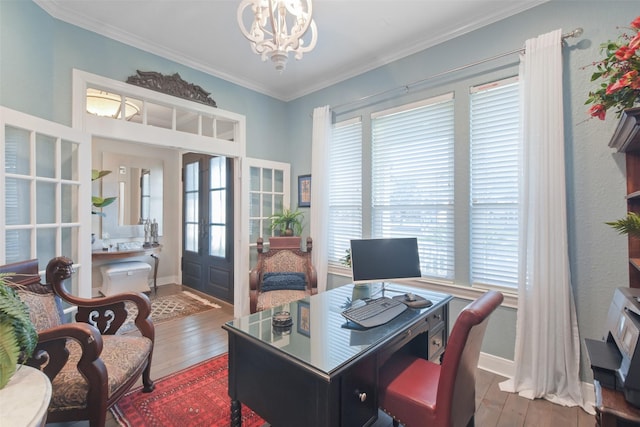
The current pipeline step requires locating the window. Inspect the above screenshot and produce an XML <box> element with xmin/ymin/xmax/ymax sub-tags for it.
<box><xmin>4</xmin><ymin>128</ymin><xmax>82</xmax><ymax>265</ymax></box>
<box><xmin>371</xmin><ymin>94</ymin><xmax>455</xmax><ymax>280</ymax></box>
<box><xmin>1</xmin><ymin>109</ymin><xmax>90</xmax><ymax>297</ymax></box>
<box><xmin>140</xmin><ymin>168</ymin><xmax>151</xmax><ymax>222</ymax></box>
<box><xmin>328</xmin><ymin>118</ymin><xmax>363</xmax><ymax>266</ymax></box>
<box><xmin>470</xmin><ymin>78</ymin><xmax>520</xmax><ymax>289</ymax></box>
<box><xmin>183</xmin><ymin>161</ymin><xmax>200</xmax><ymax>253</ymax></box>
<box><xmin>209</xmin><ymin>156</ymin><xmax>227</xmax><ymax>258</ymax></box>
<box><xmin>328</xmin><ymin>76</ymin><xmax>520</xmax><ymax>292</ymax></box>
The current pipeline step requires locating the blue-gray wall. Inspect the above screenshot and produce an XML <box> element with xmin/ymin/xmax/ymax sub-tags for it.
<box><xmin>1</xmin><ymin>0</ymin><xmax>634</xmax><ymax>381</ymax></box>
<box><xmin>284</xmin><ymin>0</ymin><xmax>634</xmax><ymax>380</ymax></box>
<box><xmin>0</xmin><ymin>0</ymin><xmax>289</xmax><ymax>161</ymax></box>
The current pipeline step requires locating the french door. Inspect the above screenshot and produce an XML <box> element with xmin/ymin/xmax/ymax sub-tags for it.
<box><xmin>182</xmin><ymin>152</ymin><xmax>234</xmax><ymax>302</ymax></box>
<box><xmin>1</xmin><ymin>107</ymin><xmax>91</xmax><ymax>297</ymax></box>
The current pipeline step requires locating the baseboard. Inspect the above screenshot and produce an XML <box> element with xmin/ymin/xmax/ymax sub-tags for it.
<box><xmin>478</xmin><ymin>352</ymin><xmax>595</xmax><ymax>411</ymax></box>
<box><xmin>155</xmin><ymin>275</ymin><xmax>179</xmax><ymax>286</ymax></box>
<box><xmin>478</xmin><ymin>352</ymin><xmax>514</xmax><ymax>378</ymax></box>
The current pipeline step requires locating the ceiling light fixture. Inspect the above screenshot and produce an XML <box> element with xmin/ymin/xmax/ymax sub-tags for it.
<box><xmin>86</xmin><ymin>89</ymin><xmax>140</xmax><ymax>120</ymax></box>
<box><xmin>237</xmin><ymin>0</ymin><xmax>318</xmax><ymax>72</ymax></box>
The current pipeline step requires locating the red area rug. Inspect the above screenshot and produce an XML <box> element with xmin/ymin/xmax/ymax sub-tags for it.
<box><xmin>112</xmin><ymin>353</ymin><xmax>265</xmax><ymax>427</ymax></box>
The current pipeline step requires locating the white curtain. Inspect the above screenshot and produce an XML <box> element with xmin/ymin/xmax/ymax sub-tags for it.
<box><xmin>499</xmin><ymin>29</ymin><xmax>585</xmax><ymax>409</ymax></box>
<box><xmin>310</xmin><ymin>105</ymin><xmax>332</xmax><ymax>293</ymax></box>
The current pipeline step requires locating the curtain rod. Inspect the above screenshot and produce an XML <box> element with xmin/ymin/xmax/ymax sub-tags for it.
<box><xmin>330</xmin><ymin>27</ymin><xmax>584</xmax><ymax>114</ymax></box>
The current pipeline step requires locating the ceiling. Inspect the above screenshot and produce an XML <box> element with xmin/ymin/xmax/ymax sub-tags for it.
<box><xmin>35</xmin><ymin>0</ymin><xmax>548</xmax><ymax>102</ymax></box>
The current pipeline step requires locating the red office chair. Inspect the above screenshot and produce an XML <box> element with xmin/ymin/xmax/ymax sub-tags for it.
<box><xmin>378</xmin><ymin>290</ymin><xmax>504</xmax><ymax>427</ymax></box>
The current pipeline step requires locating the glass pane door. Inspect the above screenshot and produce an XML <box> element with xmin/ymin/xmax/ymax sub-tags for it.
<box><xmin>1</xmin><ymin>107</ymin><xmax>91</xmax><ymax>297</ymax></box>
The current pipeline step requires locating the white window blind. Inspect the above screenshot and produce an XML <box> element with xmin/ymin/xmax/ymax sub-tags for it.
<box><xmin>470</xmin><ymin>77</ymin><xmax>520</xmax><ymax>289</ymax></box>
<box><xmin>371</xmin><ymin>93</ymin><xmax>455</xmax><ymax>280</ymax></box>
<box><xmin>328</xmin><ymin>118</ymin><xmax>362</xmax><ymax>266</ymax></box>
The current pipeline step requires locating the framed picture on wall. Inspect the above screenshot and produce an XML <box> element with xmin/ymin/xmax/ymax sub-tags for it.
<box><xmin>298</xmin><ymin>174</ymin><xmax>311</xmax><ymax>208</ymax></box>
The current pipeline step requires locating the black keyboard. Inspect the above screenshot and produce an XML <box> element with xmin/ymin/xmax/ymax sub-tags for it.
<box><xmin>341</xmin><ymin>296</ymin><xmax>408</xmax><ymax>328</ymax></box>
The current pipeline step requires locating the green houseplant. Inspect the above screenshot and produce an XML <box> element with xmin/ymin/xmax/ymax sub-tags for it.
<box><xmin>0</xmin><ymin>274</ymin><xmax>38</xmax><ymax>389</ymax></box>
<box><xmin>341</xmin><ymin>249</ymin><xmax>351</xmax><ymax>267</ymax></box>
<box><xmin>606</xmin><ymin>211</ymin><xmax>640</xmax><ymax>237</ymax></box>
<box><xmin>269</xmin><ymin>208</ymin><xmax>304</xmax><ymax>236</ymax></box>
<box><xmin>92</xmin><ymin>169</ymin><xmax>117</xmax><ymax>216</ymax></box>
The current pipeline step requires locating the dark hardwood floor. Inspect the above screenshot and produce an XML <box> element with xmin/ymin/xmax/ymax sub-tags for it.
<box><xmin>50</xmin><ymin>284</ymin><xmax>594</xmax><ymax>427</ymax></box>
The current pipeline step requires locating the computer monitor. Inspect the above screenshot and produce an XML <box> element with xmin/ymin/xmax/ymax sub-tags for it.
<box><xmin>350</xmin><ymin>237</ymin><xmax>422</xmax><ymax>285</ymax></box>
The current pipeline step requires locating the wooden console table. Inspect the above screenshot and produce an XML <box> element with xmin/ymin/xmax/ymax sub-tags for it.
<box><xmin>92</xmin><ymin>245</ymin><xmax>162</xmax><ymax>292</ymax></box>
<box><xmin>594</xmin><ymin>380</ymin><xmax>640</xmax><ymax>426</ymax></box>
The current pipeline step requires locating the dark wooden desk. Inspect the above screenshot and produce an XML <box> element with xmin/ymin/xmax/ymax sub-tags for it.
<box><xmin>594</xmin><ymin>380</ymin><xmax>640</xmax><ymax>427</ymax></box>
<box><xmin>92</xmin><ymin>245</ymin><xmax>162</xmax><ymax>292</ymax></box>
<box><xmin>223</xmin><ymin>283</ymin><xmax>452</xmax><ymax>427</ymax></box>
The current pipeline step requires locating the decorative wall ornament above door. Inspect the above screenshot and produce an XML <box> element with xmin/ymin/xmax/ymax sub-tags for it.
<box><xmin>126</xmin><ymin>70</ymin><xmax>217</xmax><ymax>107</ymax></box>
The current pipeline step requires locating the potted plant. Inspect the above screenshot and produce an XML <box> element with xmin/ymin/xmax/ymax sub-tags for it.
<box><xmin>341</xmin><ymin>249</ymin><xmax>351</xmax><ymax>267</ymax></box>
<box><xmin>606</xmin><ymin>211</ymin><xmax>640</xmax><ymax>237</ymax></box>
<box><xmin>92</xmin><ymin>169</ymin><xmax>117</xmax><ymax>217</ymax></box>
<box><xmin>269</xmin><ymin>208</ymin><xmax>304</xmax><ymax>236</ymax></box>
<box><xmin>585</xmin><ymin>15</ymin><xmax>640</xmax><ymax>120</ymax></box>
<box><xmin>92</xmin><ymin>169</ymin><xmax>117</xmax><ymax>244</ymax></box>
<box><xmin>0</xmin><ymin>274</ymin><xmax>38</xmax><ymax>389</ymax></box>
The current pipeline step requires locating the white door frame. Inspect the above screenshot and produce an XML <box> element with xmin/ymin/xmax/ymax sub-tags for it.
<box><xmin>71</xmin><ymin>69</ymin><xmax>249</xmax><ymax>317</ymax></box>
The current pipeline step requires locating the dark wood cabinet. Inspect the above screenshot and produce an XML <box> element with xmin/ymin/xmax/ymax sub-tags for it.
<box><xmin>609</xmin><ymin>107</ymin><xmax>640</xmax><ymax>288</ymax></box>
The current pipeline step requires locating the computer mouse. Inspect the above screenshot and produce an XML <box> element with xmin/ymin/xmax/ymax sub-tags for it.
<box><xmin>404</xmin><ymin>292</ymin><xmax>417</xmax><ymax>302</ymax></box>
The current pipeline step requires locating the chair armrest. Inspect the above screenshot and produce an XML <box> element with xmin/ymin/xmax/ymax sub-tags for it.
<box><xmin>249</xmin><ymin>290</ymin><xmax>258</xmax><ymax>314</ymax></box>
<box><xmin>249</xmin><ymin>261</ymin><xmax>263</xmax><ymax>313</ymax></box>
<box><xmin>29</xmin><ymin>322</ymin><xmax>106</xmax><ymax>387</ymax></box>
<box><xmin>306</xmin><ymin>262</ymin><xmax>318</xmax><ymax>295</ymax></box>
<box><xmin>249</xmin><ymin>264</ymin><xmax>262</xmax><ymax>292</ymax></box>
<box><xmin>46</xmin><ymin>257</ymin><xmax>154</xmax><ymax>338</ymax></box>
<box><xmin>74</xmin><ymin>292</ymin><xmax>154</xmax><ymax>338</ymax></box>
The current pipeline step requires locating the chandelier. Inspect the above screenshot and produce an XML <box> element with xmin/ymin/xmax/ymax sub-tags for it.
<box><xmin>237</xmin><ymin>0</ymin><xmax>318</xmax><ymax>72</ymax></box>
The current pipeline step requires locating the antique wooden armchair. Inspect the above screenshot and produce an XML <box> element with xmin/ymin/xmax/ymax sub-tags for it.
<box><xmin>249</xmin><ymin>237</ymin><xmax>318</xmax><ymax>313</ymax></box>
<box><xmin>0</xmin><ymin>256</ymin><xmax>155</xmax><ymax>427</ymax></box>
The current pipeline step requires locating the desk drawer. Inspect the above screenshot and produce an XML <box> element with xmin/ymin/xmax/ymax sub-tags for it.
<box><xmin>379</xmin><ymin>319</ymin><xmax>430</xmax><ymax>363</ymax></box>
<box><xmin>341</xmin><ymin>354</ymin><xmax>377</xmax><ymax>427</ymax></box>
<box><xmin>426</xmin><ymin>306</ymin><xmax>445</xmax><ymax>330</ymax></box>
<box><xmin>429</xmin><ymin>325</ymin><xmax>445</xmax><ymax>361</ymax></box>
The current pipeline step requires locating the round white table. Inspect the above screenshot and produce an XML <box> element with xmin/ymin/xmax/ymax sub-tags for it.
<box><xmin>0</xmin><ymin>365</ymin><xmax>51</xmax><ymax>427</ymax></box>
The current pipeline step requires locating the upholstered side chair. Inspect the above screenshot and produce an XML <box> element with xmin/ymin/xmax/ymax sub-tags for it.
<box><xmin>0</xmin><ymin>256</ymin><xmax>155</xmax><ymax>427</ymax></box>
<box><xmin>249</xmin><ymin>236</ymin><xmax>318</xmax><ymax>313</ymax></box>
<box><xmin>378</xmin><ymin>290</ymin><xmax>504</xmax><ymax>427</ymax></box>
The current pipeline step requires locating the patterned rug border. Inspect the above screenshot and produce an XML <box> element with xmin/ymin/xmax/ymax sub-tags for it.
<box><xmin>111</xmin><ymin>353</ymin><xmax>265</xmax><ymax>427</ymax></box>
<box><xmin>119</xmin><ymin>290</ymin><xmax>221</xmax><ymax>334</ymax></box>
<box><xmin>179</xmin><ymin>290</ymin><xmax>222</xmax><ymax>309</ymax></box>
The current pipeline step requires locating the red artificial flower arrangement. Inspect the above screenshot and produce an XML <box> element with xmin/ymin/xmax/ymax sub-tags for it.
<box><xmin>586</xmin><ymin>16</ymin><xmax>640</xmax><ymax>120</ymax></box>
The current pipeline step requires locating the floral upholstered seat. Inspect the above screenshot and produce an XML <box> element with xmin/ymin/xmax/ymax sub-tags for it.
<box><xmin>0</xmin><ymin>257</ymin><xmax>155</xmax><ymax>427</ymax></box>
<box><xmin>249</xmin><ymin>237</ymin><xmax>318</xmax><ymax>313</ymax></box>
